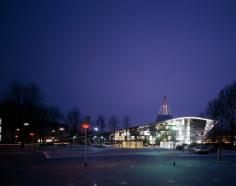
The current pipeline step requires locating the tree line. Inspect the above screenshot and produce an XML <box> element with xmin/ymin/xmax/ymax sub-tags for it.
<box><xmin>206</xmin><ymin>81</ymin><xmax>236</xmax><ymax>147</ymax></box>
<box><xmin>3</xmin><ymin>80</ymin><xmax>234</xmax><ymax>145</ymax></box>
<box><xmin>0</xmin><ymin>81</ymin><xmax>130</xmax><ymax>142</ymax></box>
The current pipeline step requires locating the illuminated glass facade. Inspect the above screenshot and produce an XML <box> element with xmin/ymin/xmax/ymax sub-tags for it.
<box><xmin>115</xmin><ymin>117</ymin><xmax>214</xmax><ymax>148</ymax></box>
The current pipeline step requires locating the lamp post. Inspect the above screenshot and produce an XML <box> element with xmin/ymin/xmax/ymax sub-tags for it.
<box><xmin>94</xmin><ymin>127</ymin><xmax>99</xmax><ymax>145</ymax></box>
<box><xmin>29</xmin><ymin>132</ymin><xmax>35</xmax><ymax>151</ymax></box>
<box><xmin>59</xmin><ymin>127</ymin><xmax>65</xmax><ymax>141</ymax></box>
<box><xmin>172</xmin><ymin>126</ymin><xmax>178</xmax><ymax>166</ymax></box>
<box><xmin>73</xmin><ymin>135</ymin><xmax>76</xmax><ymax>146</ymax></box>
<box><xmin>21</xmin><ymin>122</ymin><xmax>30</xmax><ymax>148</ymax></box>
<box><xmin>23</xmin><ymin>122</ymin><xmax>30</xmax><ymax>126</ymax></box>
<box><xmin>81</xmin><ymin>122</ymin><xmax>90</xmax><ymax>167</ymax></box>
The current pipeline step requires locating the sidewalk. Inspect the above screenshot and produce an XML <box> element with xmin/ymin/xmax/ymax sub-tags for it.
<box><xmin>43</xmin><ymin>146</ymin><xmax>236</xmax><ymax>159</ymax></box>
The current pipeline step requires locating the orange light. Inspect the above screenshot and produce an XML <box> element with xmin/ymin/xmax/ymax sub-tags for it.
<box><xmin>29</xmin><ymin>133</ymin><xmax>35</xmax><ymax>136</ymax></box>
<box><xmin>81</xmin><ymin>122</ymin><xmax>90</xmax><ymax>129</ymax></box>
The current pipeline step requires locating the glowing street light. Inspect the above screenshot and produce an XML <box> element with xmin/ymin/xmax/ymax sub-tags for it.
<box><xmin>23</xmin><ymin>122</ymin><xmax>30</xmax><ymax>126</ymax></box>
<box><xmin>94</xmin><ymin>127</ymin><xmax>99</xmax><ymax>145</ymax></box>
<box><xmin>29</xmin><ymin>132</ymin><xmax>36</xmax><ymax>151</ymax></box>
<box><xmin>73</xmin><ymin>135</ymin><xmax>76</xmax><ymax>145</ymax></box>
<box><xmin>59</xmin><ymin>127</ymin><xmax>64</xmax><ymax>131</ymax></box>
<box><xmin>29</xmin><ymin>132</ymin><xmax>35</xmax><ymax>137</ymax></box>
<box><xmin>81</xmin><ymin>122</ymin><xmax>90</xmax><ymax>167</ymax></box>
<box><xmin>94</xmin><ymin>127</ymin><xmax>98</xmax><ymax>131</ymax></box>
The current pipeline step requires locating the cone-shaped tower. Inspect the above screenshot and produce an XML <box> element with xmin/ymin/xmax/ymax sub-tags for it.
<box><xmin>156</xmin><ymin>95</ymin><xmax>172</xmax><ymax>122</ymax></box>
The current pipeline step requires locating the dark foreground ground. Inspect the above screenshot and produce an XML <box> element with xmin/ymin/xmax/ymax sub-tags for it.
<box><xmin>1</xmin><ymin>147</ymin><xmax>236</xmax><ymax>186</ymax></box>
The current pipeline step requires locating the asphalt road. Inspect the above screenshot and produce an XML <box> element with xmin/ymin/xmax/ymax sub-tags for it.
<box><xmin>1</xmin><ymin>148</ymin><xmax>236</xmax><ymax>186</ymax></box>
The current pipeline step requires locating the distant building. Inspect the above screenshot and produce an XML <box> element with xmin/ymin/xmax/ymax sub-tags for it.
<box><xmin>156</xmin><ymin>95</ymin><xmax>172</xmax><ymax>122</ymax></box>
<box><xmin>0</xmin><ymin>116</ymin><xmax>69</xmax><ymax>144</ymax></box>
<box><xmin>114</xmin><ymin>96</ymin><xmax>214</xmax><ymax>148</ymax></box>
<box><xmin>115</xmin><ymin>116</ymin><xmax>214</xmax><ymax>148</ymax></box>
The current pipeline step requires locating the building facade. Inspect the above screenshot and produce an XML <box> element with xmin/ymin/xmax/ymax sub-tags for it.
<box><xmin>115</xmin><ymin>116</ymin><xmax>214</xmax><ymax>148</ymax></box>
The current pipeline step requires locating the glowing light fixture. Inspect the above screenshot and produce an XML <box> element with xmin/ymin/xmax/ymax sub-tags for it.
<box><xmin>94</xmin><ymin>127</ymin><xmax>98</xmax><ymax>131</ymax></box>
<box><xmin>81</xmin><ymin>122</ymin><xmax>90</xmax><ymax>129</ymax></box>
<box><xmin>59</xmin><ymin>127</ymin><xmax>64</xmax><ymax>131</ymax></box>
<box><xmin>29</xmin><ymin>132</ymin><xmax>35</xmax><ymax>136</ymax></box>
<box><xmin>24</xmin><ymin>122</ymin><xmax>30</xmax><ymax>126</ymax></box>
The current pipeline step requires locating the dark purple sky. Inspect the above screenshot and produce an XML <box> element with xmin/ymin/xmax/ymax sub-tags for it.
<box><xmin>1</xmin><ymin>0</ymin><xmax>236</xmax><ymax>125</ymax></box>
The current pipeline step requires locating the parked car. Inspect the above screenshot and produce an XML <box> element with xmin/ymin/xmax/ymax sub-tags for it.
<box><xmin>193</xmin><ymin>145</ymin><xmax>210</xmax><ymax>154</ymax></box>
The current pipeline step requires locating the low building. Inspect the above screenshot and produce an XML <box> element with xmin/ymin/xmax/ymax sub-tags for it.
<box><xmin>115</xmin><ymin>116</ymin><xmax>214</xmax><ymax>148</ymax></box>
<box><xmin>0</xmin><ymin>116</ymin><xmax>69</xmax><ymax>144</ymax></box>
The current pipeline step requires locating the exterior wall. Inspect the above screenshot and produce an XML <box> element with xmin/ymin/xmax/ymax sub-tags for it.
<box><xmin>122</xmin><ymin>141</ymin><xmax>143</xmax><ymax>148</ymax></box>
<box><xmin>114</xmin><ymin>116</ymin><xmax>214</xmax><ymax>149</ymax></box>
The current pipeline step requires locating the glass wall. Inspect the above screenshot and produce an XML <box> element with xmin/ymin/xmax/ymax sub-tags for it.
<box><xmin>114</xmin><ymin>117</ymin><xmax>214</xmax><ymax>148</ymax></box>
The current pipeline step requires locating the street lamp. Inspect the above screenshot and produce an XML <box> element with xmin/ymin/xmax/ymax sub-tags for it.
<box><xmin>172</xmin><ymin>126</ymin><xmax>178</xmax><ymax>166</ymax></box>
<box><xmin>94</xmin><ymin>127</ymin><xmax>99</xmax><ymax>145</ymax></box>
<box><xmin>29</xmin><ymin>132</ymin><xmax>36</xmax><ymax>151</ymax></box>
<box><xmin>23</xmin><ymin>122</ymin><xmax>30</xmax><ymax>126</ymax></box>
<box><xmin>21</xmin><ymin>122</ymin><xmax>30</xmax><ymax>148</ymax></box>
<box><xmin>94</xmin><ymin>127</ymin><xmax>98</xmax><ymax>132</ymax></box>
<box><xmin>81</xmin><ymin>122</ymin><xmax>90</xmax><ymax>167</ymax></box>
<box><xmin>73</xmin><ymin>135</ymin><xmax>76</xmax><ymax>145</ymax></box>
<box><xmin>58</xmin><ymin>127</ymin><xmax>65</xmax><ymax>141</ymax></box>
<box><xmin>59</xmin><ymin>127</ymin><xmax>64</xmax><ymax>131</ymax></box>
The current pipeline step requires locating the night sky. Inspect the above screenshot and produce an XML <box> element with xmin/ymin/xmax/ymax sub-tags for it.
<box><xmin>1</xmin><ymin>0</ymin><xmax>236</xmax><ymax>125</ymax></box>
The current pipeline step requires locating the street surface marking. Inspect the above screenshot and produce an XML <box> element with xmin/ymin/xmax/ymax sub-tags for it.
<box><xmin>119</xmin><ymin>181</ymin><xmax>128</xmax><ymax>185</ymax></box>
<box><xmin>43</xmin><ymin>151</ymin><xmax>51</xmax><ymax>159</ymax></box>
<box><xmin>65</xmin><ymin>182</ymin><xmax>75</xmax><ymax>186</ymax></box>
<box><xmin>167</xmin><ymin>180</ymin><xmax>175</xmax><ymax>183</ymax></box>
<box><xmin>212</xmin><ymin>178</ymin><xmax>220</xmax><ymax>182</ymax></box>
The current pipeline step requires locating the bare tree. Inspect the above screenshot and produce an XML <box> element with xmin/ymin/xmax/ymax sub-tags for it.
<box><xmin>109</xmin><ymin>115</ymin><xmax>119</xmax><ymax>132</ymax></box>
<box><xmin>46</xmin><ymin>106</ymin><xmax>63</xmax><ymax>123</ymax></box>
<box><xmin>123</xmin><ymin>116</ymin><xmax>130</xmax><ymax>141</ymax></box>
<box><xmin>96</xmin><ymin>115</ymin><xmax>106</xmax><ymax>133</ymax></box>
<box><xmin>109</xmin><ymin>115</ymin><xmax>119</xmax><ymax>144</ymax></box>
<box><xmin>0</xmin><ymin>81</ymin><xmax>46</xmax><ymax>143</ymax></box>
<box><xmin>95</xmin><ymin>115</ymin><xmax>106</xmax><ymax>145</ymax></box>
<box><xmin>218</xmin><ymin>82</ymin><xmax>236</xmax><ymax>147</ymax></box>
<box><xmin>123</xmin><ymin>116</ymin><xmax>130</xmax><ymax>129</ymax></box>
<box><xmin>206</xmin><ymin>98</ymin><xmax>221</xmax><ymax>142</ymax></box>
<box><xmin>22</xmin><ymin>82</ymin><xmax>44</xmax><ymax>109</ymax></box>
<box><xmin>1</xmin><ymin>81</ymin><xmax>45</xmax><ymax>120</ymax></box>
<box><xmin>0</xmin><ymin>81</ymin><xmax>46</xmax><ymax>122</ymax></box>
<box><xmin>67</xmin><ymin>108</ymin><xmax>81</xmax><ymax>136</ymax></box>
<box><xmin>82</xmin><ymin>115</ymin><xmax>92</xmax><ymax>126</ymax></box>
<box><xmin>206</xmin><ymin>81</ymin><xmax>236</xmax><ymax>147</ymax></box>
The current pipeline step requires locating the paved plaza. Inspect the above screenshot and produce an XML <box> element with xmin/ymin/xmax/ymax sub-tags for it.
<box><xmin>1</xmin><ymin>147</ymin><xmax>236</xmax><ymax>186</ymax></box>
